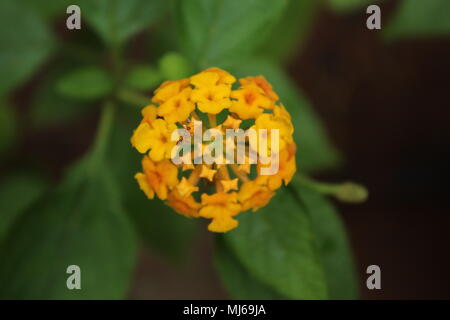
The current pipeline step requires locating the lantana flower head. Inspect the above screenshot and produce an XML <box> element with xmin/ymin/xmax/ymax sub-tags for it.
<box><xmin>131</xmin><ymin>68</ymin><xmax>296</xmax><ymax>233</ymax></box>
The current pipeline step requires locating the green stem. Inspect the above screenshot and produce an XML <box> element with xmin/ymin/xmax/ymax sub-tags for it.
<box><xmin>294</xmin><ymin>174</ymin><xmax>336</xmax><ymax>194</ymax></box>
<box><xmin>294</xmin><ymin>174</ymin><xmax>368</xmax><ymax>204</ymax></box>
<box><xmin>118</xmin><ymin>89</ymin><xmax>150</xmax><ymax>108</ymax></box>
<box><xmin>90</xmin><ymin>101</ymin><xmax>115</xmax><ymax>170</ymax></box>
<box><xmin>111</xmin><ymin>44</ymin><xmax>124</xmax><ymax>84</ymax></box>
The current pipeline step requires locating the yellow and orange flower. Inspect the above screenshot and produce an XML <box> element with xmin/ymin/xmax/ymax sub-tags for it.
<box><xmin>135</xmin><ymin>156</ymin><xmax>178</xmax><ymax>200</ymax></box>
<box><xmin>251</xmin><ymin>112</ymin><xmax>294</xmax><ymax>151</ymax></box>
<box><xmin>167</xmin><ymin>189</ymin><xmax>201</xmax><ymax>218</ymax></box>
<box><xmin>131</xmin><ymin>68</ymin><xmax>297</xmax><ymax>233</ymax></box>
<box><xmin>258</xmin><ymin>143</ymin><xmax>297</xmax><ymax>191</ymax></box>
<box><xmin>157</xmin><ymin>86</ymin><xmax>194</xmax><ymax>123</ymax></box>
<box><xmin>238</xmin><ymin>177</ymin><xmax>275</xmax><ymax>212</ymax></box>
<box><xmin>229</xmin><ymin>83</ymin><xmax>272</xmax><ymax>119</ymax></box>
<box><xmin>152</xmin><ymin>79</ymin><xmax>190</xmax><ymax>104</ymax></box>
<box><xmin>239</xmin><ymin>75</ymin><xmax>279</xmax><ymax>102</ymax></box>
<box><xmin>190</xmin><ymin>69</ymin><xmax>235</xmax><ymax>114</ymax></box>
<box><xmin>199</xmin><ymin>192</ymin><xmax>241</xmax><ymax>233</ymax></box>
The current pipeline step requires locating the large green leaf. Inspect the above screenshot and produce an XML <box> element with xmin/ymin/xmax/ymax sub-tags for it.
<box><xmin>109</xmin><ymin>112</ymin><xmax>197</xmax><ymax>261</ymax></box>
<box><xmin>224</xmin><ymin>189</ymin><xmax>328</xmax><ymax>299</ymax></box>
<box><xmin>384</xmin><ymin>0</ymin><xmax>450</xmax><ymax>40</ymax></box>
<box><xmin>57</xmin><ymin>67</ymin><xmax>113</xmax><ymax>100</ymax></box>
<box><xmin>293</xmin><ymin>184</ymin><xmax>359</xmax><ymax>299</ymax></box>
<box><xmin>127</xmin><ymin>193</ymin><xmax>198</xmax><ymax>262</ymax></box>
<box><xmin>231</xmin><ymin>59</ymin><xmax>342</xmax><ymax>173</ymax></box>
<box><xmin>21</xmin><ymin>0</ymin><xmax>73</xmax><ymax>20</ymax></box>
<box><xmin>214</xmin><ymin>238</ymin><xmax>286</xmax><ymax>300</ymax></box>
<box><xmin>175</xmin><ymin>0</ymin><xmax>288</xmax><ymax>68</ymax></box>
<box><xmin>0</xmin><ymin>0</ymin><xmax>54</xmax><ymax>96</ymax></box>
<box><xmin>260</xmin><ymin>0</ymin><xmax>318</xmax><ymax>62</ymax></box>
<box><xmin>0</xmin><ymin>160</ymin><xmax>137</xmax><ymax>299</ymax></box>
<box><xmin>327</xmin><ymin>0</ymin><xmax>379</xmax><ymax>13</ymax></box>
<box><xmin>78</xmin><ymin>0</ymin><xmax>168</xmax><ymax>46</ymax></box>
<box><xmin>0</xmin><ymin>173</ymin><xmax>47</xmax><ymax>243</ymax></box>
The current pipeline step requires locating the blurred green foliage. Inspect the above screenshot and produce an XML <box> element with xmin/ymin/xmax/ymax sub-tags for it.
<box><xmin>0</xmin><ymin>173</ymin><xmax>47</xmax><ymax>243</ymax></box>
<box><xmin>125</xmin><ymin>65</ymin><xmax>162</xmax><ymax>91</ymax></box>
<box><xmin>384</xmin><ymin>0</ymin><xmax>450</xmax><ymax>40</ymax></box>
<box><xmin>294</xmin><ymin>184</ymin><xmax>359</xmax><ymax>299</ymax></box>
<box><xmin>0</xmin><ymin>0</ymin><xmax>54</xmax><ymax>96</ymax></box>
<box><xmin>224</xmin><ymin>189</ymin><xmax>329</xmax><ymax>299</ymax></box>
<box><xmin>327</xmin><ymin>0</ymin><xmax>380</xmax><ymax>13</ymax></box>
<box><xmin>22</xmin><ymin>0</ymin><xmax>73</xmax><ymax>20</ymax></box>
<box><xmin>57</xmin><ymin>66</ymin><xmax>113</xmax><ymax>100</ymax></box>
<box><xmin>261</xmin><ymin>0</ymin><xmax>318</xmax><ymax>63</ymax></box>
<box><xmin>77</xmin><ymin>0</ymin><xmax>168</xmax><ymax>47</ymax></box>
<box><xmin>30</xmin><ymin>65</ymin><xmax>92</xmax><ymax>127</ymax></box>
<box><xmin>0</xmin><ymin>159</ymin><xmax>137</xmax><ymax>299</ymax></box>
<box><xmin>158</xmin><ymin>52</ymin><xmax>194</xmax><ymax>80</ymax></box>
<box><xmin>175</xmin><ymin>0</ymin><xmax>288</xmax><ymax>68</ymax></box>
<box><xmin>214</xmin><ymin>238</ymin><xmax>286</xmax><ymax>299</ymax></box>
<box><xmin>0</xmin><ymin>0</ymin><xmax>446</xmax><ymax>300</ymax></box>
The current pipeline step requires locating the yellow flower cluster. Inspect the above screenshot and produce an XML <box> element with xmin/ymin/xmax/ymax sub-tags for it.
<box><xmin>131</xmin><ymin>68</ymin><xmax>296</xmax><ymax>233</ymax></box>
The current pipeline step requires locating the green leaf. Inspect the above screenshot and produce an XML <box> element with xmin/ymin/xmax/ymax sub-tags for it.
<box><xmin>0</xmin><ymin>0</ymin><xmax>54</xmax><ymax>96</ymax></box>
<box><xmin>231</xmin><ymin>59</ymin><xmax>342</xmax><ymax>173</ymax></box>
<box><xmin>0</xmin><ymin>160</ymin><xmax>137</xmax><ymax>299</ymax></box>
<box><xmin>293</xmin><ymin>184</ymin><xmax>359</xmax><ymax>299</ymax></box>
<box><xmin>57</xmin><ymin>67</ymin><xmax>113</xmax><ymax>100</ymax></box>
<box><xmin>78</xmin><ymin>0</ymin><xmax>168</xmax><ymax>46</ymax></box>
<box><xmin>125</xmin><ymin>65</ymin><xmax>162</xmax><ymax>91</ymax></box>
<box><xmin>158</xmin><ymin>52</ymin><xmax>194</xmax><ymax>80</ymax></box>
<box><xmin>0</xmin><ymin>102</ymin><xmax>16</xmax><ymax>155</ymax></box>
<box><xmin>108</xmin><ymin>114</ymin><xmax>197</xmax><ymax>261</ymax></box>
<box><xmin>128</xmin><ymin>194</ymin><xmax>198</xmax><ymax>262</ymax></box>
<box><xmin>0</xmin><ymin>173</ymin><xmax>47</xmax><ymax>243</ymax></box>
<box><xmin>224</xmin><ymin>189</ymin><xmax>328</xmax><ymax>299</ymax></box>
<box><xmin>327</xmin><ymin>0</ymin><xmax>378</xmax><ymax>13</ymax></box>
<box><xmin>384</xmin><ymin>0</ymin><xmax>450</xmax><ymax>40</ymax></box>
<box><xmin>214</xmin><ymin>237</ymin><xmax>286</xmax><ymax>299</ymax></box>
<box><xmin>30</xmin><ymin>66</ymin><xmax>93</xmax><ymax>127</ymax></box>
<box><xmin>21</xmin><ymin>0</ymin><xmax>73</xmax><ymax>20</ymax></box>
<box><xmin>176</xmin><ymin>0</ymin><xmax>288</xmax><ymax>68</ymax></box>
<box><xmin>260</xmin><ymin>0</ymin><xmax>318</xmax><ymax>62</ymax></box>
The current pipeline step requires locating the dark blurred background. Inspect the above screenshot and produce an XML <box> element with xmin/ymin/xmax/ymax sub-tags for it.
<box><xmin>2</xmin><ymin>0</ymin><xmax>450</xmax><ymax>299</ymax></box>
